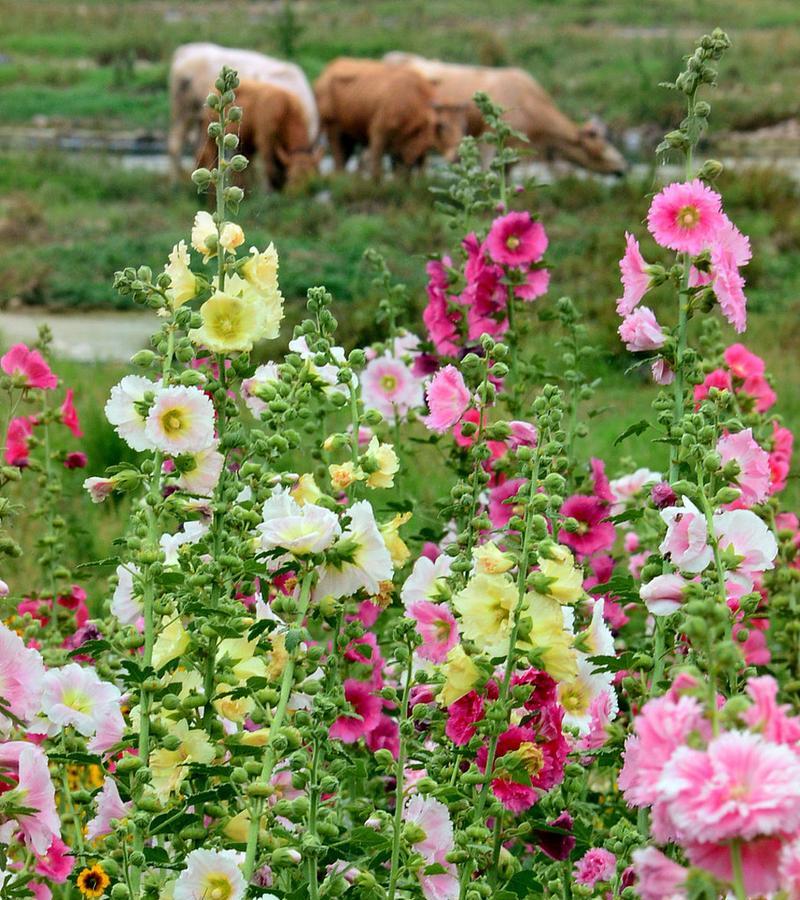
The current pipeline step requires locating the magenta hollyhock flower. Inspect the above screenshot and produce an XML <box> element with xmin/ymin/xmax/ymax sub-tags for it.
<box><xmin>639</xmin><ymin>573</ymin><xmax>687</xmax><ymax>617</ymax></box>
<box><xmin>618</xmin><ymin>306</ymin><xmax>666</xmax><ymax>352</ymax></box>
<box><xmin>531</xmin><ymin>810</ymin><xmax>576</xmax><ymax>861</ymax></box>
<box><xmin>717</xmin><ymin>428</ymin><xmax>770</xmax><ymax>507</ymax></box>
<box><xmin>422</xmin><ymin>366</ymin><xmax>471</xmax><ymax>433</ymax></box>
<box><xmin>724</xmin><ymin>343</ymin><xmax>764</xmax><ymax>379</ymax></box>
<box><xmin>647</xmin><ymin>179</ymin><xmax>725</xmax><ymax>255</ymax></box>
<box><xmin>559</xmin><ymin>495</ymin><xmax>616</xmax><ymax>556</ymax></box>
<box><xmin>694</xmin><ymin>367</ymin><xmax>732</xmax><ymax>405</ymax></box>
<box><xmin>651</xmin><ymin>481</ymin><xmax>677</xmax><ymax>510</ymax></box>
<box><xmin>423</xmin><ymin>257</ymin><xmax>461</xmax><ymax>356</ymax></box>
<box><xmin>446</xmin><ymin>690</ymin><xmax>485</xmax><ymax>746</ymax></box>
<box><xmin>59</xmin><ymin>388</ymin><xmax>82</xmax><ymax>438</ymax></box>
<box><xmin>0</xmin><ymin>344</ymin><xmax>58</xmax><ymax>390</ymax></box>
<box><xmin>34</xmin><ymin>836</ymin><xmax>74</xmax><ymax>882</ymax></box>
<box><xmin>488</xmin><ymin>477</ymin><xmax>526</xmax><ymax>529</ymax></box>
<box><xmin>5</xmin><ymin>416</ymin><xmax>34</xmax><ymax>466</ymax></box>
<box><xmin>344</xmin><ymin>631</ymin><xmax>385</xmax><ymax>681</ymax></box>
<box><xmin>574</xmin><ymin>848</ymin><xmax>616</xmax><ymax>887</ymax></box>
<box><xmin>616</xmin><ymin>232</ymin><xmax>652</xmax><ymax>315</ymax></box>
<box><xmin>741</xmin><ymin>373</ymin><xmax>777</xmax><ymax>413</ymax></box>
<box><xmin>514</xmin><ymin>266</ymin><xmax>550</xmax><ymax>302</ymax></box>
<box><xmin>329</xmin><ymin>679</ymin><xmax>382</xmax><ymax>743</ymax></box>
<box><xmin>711</xmin><ymin>242</ymin><xmax>748</xmax><ymax>332</ymax></box>
<box><xmin>485</xmin><ymin>211</ymin><xmax>548</xmax><ymax>267</ymax></box>
<box><xmin>631</xmin><ymin>847</ymin><xmax>688</xmax><ymax>900</ymax></box>
<box><xmin>590</xmin><ymin>457</ymin><xmax>614</xmax><ymax>504</ymax></box>
<box><xmin>686</xmin><ymin>836</ymin><xmax>782</xmax><ymax>896</ymax></box>
<box><xmin>365</xmin><ymin>714</ymin><xmax>399</xmax><ymax>759</ymax></box>
<box><xmin>63</xmin><ymin>451</ymin><xmax>88</xmax><ymax>469</ymax></box>
<box><xmin>768</xmin><ymin>423</ymin><xmax>793</xmax><ymax>495</ymax></box>
<box><xmin>406</xmin><ymin>600</ymin><xmax>458</xmax><ymax>664</ymax></box>
<box><xmin>659</xmin><ymin>498</ymin><xmax>713</xmax><ymax>573</ymax></box>
<box><xmin>659</xmin><ymin>731</ymin><xmax>800</xmax><ymax>843</ymax></box>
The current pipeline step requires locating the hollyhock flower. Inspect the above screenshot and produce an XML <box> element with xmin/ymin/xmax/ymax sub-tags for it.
<box><xmin>744</xmin><ymin>675</ymin><xmax>800</xmax><ymax>745</ymax></box>
<box><xmin>219</xmin><ymin>222</ymin><xmax>244</xmax><ymax>252</ymax></box>
<box><xmin>651</xmin><ymin>481</ymin><xmax>677</xmax><ymax>510</ymax></box>
<box><xmin>488</xmin><ymin>478</ymin><xmax>526</xmax><ymax>529</ymax></box>
<box><xmin>314</xmin><ymin>501</ymin><xmax>393</xmax><ymax>600</ymax></box>
<box><xmin>329</xmin><ymin>679</ymin><xmax>382</xmax><ymax>743</ymax></box>
<box><xmin>485</xmin><ymin>211</ymin><xmax>547</xmax><ymax>267</ymax></box>
<box><xmin>6</xmin><ymin>745</ymin><xmax>60</xmax><ymax>855</ymax></box>
<box><xmin>658</xmin><ymin>731</ymin><xmax>800</xmax><ymax>842</ymax></box>
<box><xmin>514</xmin><ymin>266</ymin><xmax>550</xmax><ymax>301</ymax></box>
<box><xmin>174</xmin><ymin>848</ymin><xmax>246</xmax><ymax>900</ymax></box>
<box><xmin>618</xmin><ymin>693</ymin><xmax>709</xmax><ymax>808</ymax></box>
<box><xmin>63</xmin><ymin>451</ymin><xmax>87</xmax><ymax>469</ymax></box>
<box><xmin>537</xmin><ymin>545</ymin><xmax>584</xmax><ymax>605</ymax></box>
<box><xmin>160</xmin><ymin>520</ymin><xmax>209</xmax><ymax>567</ymax></box>
<box><xmin>631</xmin><ymin>847</ymin><xmax>687</xmax><ymax>900</ymax></box>
<box><xmin>559</xmin><ymin>495</ymin><xmax>616</xmax><ymax>556</ymax></box>
<box><xmin>407</xmin><ymin>600</ymin><xmax>458</xmax><ymax>664</ymax></box>
<box><xmin>640</xmin><ymin>573</ymin><xmax>687</xmax><ymax>616</ymax></box>
<box><xmin>86</xmin><ymin>776</ymin><xmax>132</xmax><ymax>841</ymax></box>
<box><xmin>422</xmin><ymin>366</ymin><xmax>471</xmax><ymax>433</ymax></box>
<box><xmin>174</xmin><ymin>442</ymin><xmax>224</xmax><ymax>496</ymax></box>
<box><xmin>576</xmin><ymin>691</ymin><xmax>616</xmax><ymax>751</ymax></box>
<box><xmin>453</xmin><ymin>572</ymin><xmax>519</xmax><ymax>658</ymax></box>
<box><xmin>473</xmin><ymin>541</ymin><xmax>515</xmax><ymax>576</ymax></box>
<box><xmin>58</xmin><ymin>388</ymin><xmax>82</xmax><ymax>437</ymax></box>
<box><xmin>39</xmin><ymin>663</ymin><xmax>122</xmax><ymax>737</ymax></box>
<box><xmin>401</xmin><ymin>555</ymin><xmax>452</xmax><ymax>607</ymax></box>
<box><xmin>438</xmin><ymin>644</ymin><xmax>481</xmax><ymax>707</ymax></box>
<box><xmin>163</xmin><ymin>240</ymin><xmax>197</xmax><ymax>307</ymax></box>
<box><xmin>717</xmin><ymin>428</ymin><xmax>770</xmax><ymax>506</ymax></box>
<box><xmin>713</xmin><ymin>509</ymin><xmax>777</xmax><ymax>576</ymax></box>
<box><xmin>616</xmin><ymin>232</ymin><xmax>652</xmax><ymax>315</ymax></box>
<box><xmin>144</xmin><ymin>386</ymin><xmax>215</xmax><ymax>455</ymax></box>
<box><xmin>190</xmin><ymin>210</ymin><xmax>218</xmax><ymax>261</ymax></box>
<box><xmin>149</xmin><ymin>720</ymin><xmax>215</xmax><ymax>801</ymax></box>
<box><xmin>5</xmin><ymin>416</ymin><xmax>34</xmax><ymax>465</ymax></box>
<box><xmin>694</xmin><ymin>367</ymin><xmax>732</xmax><ymax>406</ymax></box>
<box><xmin>769</xmin><ymin>423</ymin><xmax>793</xmax><ymax>494</ymax></box>
<box><xmin>686</xmin><ymin>837</ymin><xmax>782</xmax><ymax>896</ymax></box>
<box><xmin>609</xmin><ymin>468</ymin><xmax>660</xmax><ymax>514</ymax></box>
<box><xmin>659</xmin><ymin>498</ymin><xmax>713</xmax><ymax>573</ymax></box>
<box><xmin>189</xmin><ymin>280</ymin><xmax>273</xmax><ymax>355</ymax></box>
<box><xmin>446</xmin><ymin>689</ymin><xmax>486</xmax><ymax>745</ymax></box>
<box><xmin>734</xmin><ymin>618</ymin><xmax>771</xmax><ymax>666</ymax></box>
<box><xmin>258</xmin><ymin>486</ymin><xmax>340</xmax><ymax>556</ymax></box>
<box><xmin>34</xmin><ymin>836</ymin><xmax>73</xmax><ymax>882</ymax></box>
<box><xmin>403</xmin><ymin>794</ymin><xmax>454</xmax><ymax>862</ymax></box>
<box><xmin>711</xmin><ymin>243</ymin><xmax>748</xmax><ymax>332</ymax></box>
<box><xmin>104</xmin><ymin>375</ymin><xmax>162</xmax><ymax>452</ymax></box>
<box><xmin>531</xmin><ymin>811</ymin><xmax>576</xmax><ymax>861</ymax></box>
<box><xmin>574</xmin><ymin>848</ymin><xmax>616</xmax><ymax>887</ymax></box>
<box><xmin>361</xmin><ymin>354</ymin><xmax>423</xmax><ymax>421</ymax></box>
<box><xmin>0</xmin><ymin>622</ymin><xmax>45</xmax><ymax>734</ymax></box>
<box><xmin>557</xmin><ymin>655</ymin><xmax>618</xmax><ymax>735</ymax></box>
<box><xmin>362</xmin><ymin>437</ymin><xmax>399</xmax><ymax>489</ymax></box>
<box><xmin>742</xmin><ymin>373</ymin><xmax>777</xmax><ymax>413</ymax></box>
<box><xmin>241</xmin><ymin>362</ymin><xmax>281</xmax><ymax>417</ymax></box>
<box><xmin>365</xmin><ymin>714</ymin><xmax>399</xmax><ymax>758</ymax></box>
<box><xmin>0</xmin><ymin>344</ymin><xmax>57</xmax><ymax>389</ymax></box>
<box><xmin>724</xmin><ymin>343</ymin><xmax>764</xmax><ymax>379</ymax></box>
<box><xmin>618</xmin><ymin>306</ymin><xmax>666</xmax><ymax>352</ymax></box>
<box><xmin>651</xmin><ymin>358</ymin><xmax>675</xmax><ymax>384</ymax></box>
<box><xmin>152</xmin><ymin>618</ymin><xmax>190</xmax><ymax>670</ymax></box>
<box><xmin>111</xmin><ymin>564</ymin><xmax>142</xmax><ymax>626</ymax></box>
<box><xmin>780</xmin><ymin>837</ymin><xmax>800</xmax><ymax>897</ymax></box>
<box><xmin>423</xmin><ymin>257</ymin><xmax>461</xmax><ymax>356</ymax></box>
<box><xmin>647</xmin><ymin>179</ymin><xmax>725</xmax><ymax>255</ymax></box>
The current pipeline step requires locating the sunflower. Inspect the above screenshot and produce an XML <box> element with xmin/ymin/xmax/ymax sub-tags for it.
<box><xmin>77</xmin><ymin>864</ymin><xmax>110</xmax><ymax>898</ymax></box>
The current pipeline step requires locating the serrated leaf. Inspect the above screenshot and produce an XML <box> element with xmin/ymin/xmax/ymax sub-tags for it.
<box><xmin>613</xmin><ymin>419</ymin><xmax>651</xmax><ymax>446</ymax></box>
<box><xmin>75</xmin><ymin>555</ymin><xmax>120</xmax><ymax>573</ymax></box>
<box><xmin>606</xmin><ymin>508</ymin><xmax>644</xmax><ymax>525</ymax></box>
<box><xmin>68</xmin><ymin>639</ymin><xmax>111</xmax><ymax>659</ymax></box>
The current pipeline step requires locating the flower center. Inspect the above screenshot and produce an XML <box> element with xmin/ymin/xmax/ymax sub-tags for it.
<box><xmin>162</xmin><ymin>409</ymin><xmax>185</xmax><ymax>435</ymax></box>
<box><xmin>434</xmin><ymin>617</ymin><xmax>452</xmax><ymax>642</ymax></box>
<box><xmin>506</xmin><ymin>235</ymin><xmax>521</xmax><ymax>250</ymax></box>
<box><xmin>676</xmin><ymin>204</ymin><xmax>700</xmax><ymax>229</ymax></box>
<box><xmin>517</xmin><ymin>741</ymin><xmax>545</xmax><ymax>777</ymax></box>
<box><xmin>205</xmin><ymin>876</ymin><xmax>234</xmax><ymax>900</ymax></box>
<box><xmin>380</xmin><ymin>374</ymin><xmax>398</xmax><ymax>393</ymax></box>
<box><xmin>62</xmin><ymin>688</ymin><xmax>93</xmax><ymax>715</ymax></box>
<box><xmin>558</xmin><ymin>681</ymin><xmax>590</xmax><ymax>715</ymax></box>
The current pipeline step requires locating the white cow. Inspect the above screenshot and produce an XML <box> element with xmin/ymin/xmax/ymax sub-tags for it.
<box><xmin>168</xmin><ymin>42</ymin><xmax>319</xmax><ymax>180</ymax></box>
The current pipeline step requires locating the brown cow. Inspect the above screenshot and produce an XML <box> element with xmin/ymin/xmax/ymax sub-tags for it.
<box><xmin>384</xmin><ymin>53</ymin><xmax>627</xmax><ymax>175</ymax></box>
<box><xmin>314</xmin><ymin>58</ymin><xmax>465</xmax><ymax>180</ymax></box>
<box><xmin>196</xmin><ymin>80</ymin><xmax>319</xmax><ymax>192</ymax></box>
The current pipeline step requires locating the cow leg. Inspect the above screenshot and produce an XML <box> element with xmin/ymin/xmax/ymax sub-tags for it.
<box><xmin>326</xmin><ymin>124</ymin><xmax>348</xmax><ymax>171</ymax></box>
<box><xmin>367</xmin><ymin>124</ymin><xmax>386</xmax><ymax>182</ymax></box>
<box><xmin>168</xmin><ymin>110</ymin><xmax>193</xmax><ymax>183</ymax></box>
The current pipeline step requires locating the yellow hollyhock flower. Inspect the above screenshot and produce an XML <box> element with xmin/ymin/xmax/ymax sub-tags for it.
<box><xmin>163</xmin><ymin>240</ymin><xmax>197</xmax><ymax>308</ymax></box>
<box><xmin>363</xmin><ymin>437</ymin><xmax>399</xmax><ymax>489</ymax></box>
<box><xmin>523</xmin><ymin>594</ymin><xmax>578</xmax><ymax>681</ymax></box>
<box><xmin>380</xmin><ymin>512</ymin><xmax>412</xmax><ymax>566</ymax></box>
<box><xmin>152</xmin><ymin>618</ymin><xmax>190</xmax><ymax>670</ymax></box>
<box><xmin>189</xmin><ymin>288</ymin><xmax>266</xmax><ymax>354</ymax></box>
<box><xmin>191</xmin><ymin>210</ymin><xmax>217</xmax><ymax>263</ymax></box>
<box><xmin>329</xmin><ymin>461</ymin><xmax>362</xmax><ymax>492</ymax></box>
<box><xmin>290</xmin><ymin>473</ymin><xmax>322</xmax><ymax>506</ymax></box>
<box><xmin>473</xmin><ymin>541</ymin><xmax>515</xmax><ymax>575</ymax></box>
<box><xmin>437</xmin><ymin>643</ymin><xmax>480</xmax><ymax>706</ymax></box>
<box><xmin>538</xmin><ymin>545</ymin><xmax>584</xmax><ymax>604</ymax></box>
<box><xmin>453</xmin><ymin>572</ymin><xmax>521</xmax><ymax>658</ymax></box>
<box><xmin>149</xmin><ymin>720</ymin><xmax>214</xmax><ymax>801</ymax></box>
<box><xmin>242</xmin><ymin>243</ymin><xmax>279</xmax><ymax>294</ymax></box>
<box><xmin>219</xmin><ymin>222</ymin><xmax>244</xmax><ymax>253</ymax></box>
<box><xmin>213</xmin><ymin>683</ymin><xmax>253</xmax><ymax>723</ymax></box>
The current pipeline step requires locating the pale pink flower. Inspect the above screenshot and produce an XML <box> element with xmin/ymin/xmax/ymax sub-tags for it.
<box><xmin>609</xmin><ymin>468</ymin><xmax>660</xmax><ymax>515</ymax></box>
<box><xmin>647</xmin><ymin>179</ymin><xmax>725</xmax><ymax>255</ymax></box>
<box><xmin>743</xmin><ymin>675</ymin><xmax>800</xmax><ymax>745</ymax></box>
<box><xmin>639</xmin><ymin>573</ymin><xmax>687</xmax><ymax>617</ymax></box>
<box><xmin>0</xmin><ymin>622</ymin><xmax>46</xmax><ymax>734</ymax></box>
<box><xmin>329</xmin><ymin>679</ymin><xmax>382</xmax><ymax>743</ymax></box>
<box><xmin>144</xmin><ymin>385</ymin><xmax>215</xmax><ymax>455</ymax></box>
<box><xmin>7</xmin><ymin>744</ymin><xmax>60</xmax><ymax>855</ymax></box>
<box><xmin>403</xmin><ymin>794</ymin><xmax>454</xmax><ymax>862</ymax></box>
<box><xmin>631</xmin><ymin>847</ymin><xmax>687</xmax><ymax>900</ymax></box>
<box><xmin>713</xmin><ymin>509</ymin><xmax>777</xmax><ymax>576</ymax></box>
<box><xmin>659</xmin><ymin>498</ymin><xmax>713</xmax><ymax>573</ymax></box>
<box><xmin>86</xmin><ymin>776</ymin><xmax>133</xmax><ymax>841</ymax></box>
<box><xmin>104</xmin><ymin>375</ymin><xmax>162</xmax><ymax>452</ymax></box>
<box><xmin>361</xmin><ymin>354</ymin><xmax>423</xmax><ymax>421</ymax></box>
<box><xmin>422</xmin><ymin>366</ymin><xmax>471</xmax><ymax>433</ymax></box>
<box><xmin>40</xmin><ymin>663</ymin><xmax>122</xmax><ymax>738</ymax></box>
<box><xmin>573</xmin><ymin>848</ymin><xmax>616</xmax><ymax>887</ymax></box>
<box><xmin>0</xmin><ymin>344</ymin><xmax>57</xmax><ymax>390</ymax></box>
<box><xmin>658</xmin><ymin>731</ymin><xmax>800</xmax><ymax>842</ymax></box>
<box><xmin>175</xmin><ymin>442</ymin><xmax>224</xmax><ymax>497</ymax></box>
<box><xmin>651</xmin><ymin>358</ymin><xmax>675</xmax><ymax>384</ymax></box>
<box><xmin>717</xmin><ymin>428</ymin><xmax>770</xmax><ymax>506</ymax></box>
<box><xmin>406</xmin><ymin>600</ymin><xmax>458</xmax><ymax>664</ymax></box>
<box><xmin>485</xmin><ymin>211</ymin><xmax>547</xmax><ymax>267</ymax></box>
<box><xmin>711</xmin><ymin>242</ymin><xmax>747</xmax><ymax>332</ymax></box>
<box><xmin>241</xmin><ymin>362</ymin><xmax>280</xmax><ymax>417</ymax></box>
<box><xmin>82</xmin><ymin>476</ymin><xmax>116</xmax><ymax>504</ymax></box>
<box><xmin>616</xmin><ymin>232</ymin><xmax>652</xmax><ymax>315</ymax></box>
<box><xmin>618</xmin><ymin>306</ymin><xmax>665</xmax><ymax>352</ymax></box>
<box><xmin>400</xmin><ymin>554</ymin><xmax>452</xmax><ymax>608</ymax></box>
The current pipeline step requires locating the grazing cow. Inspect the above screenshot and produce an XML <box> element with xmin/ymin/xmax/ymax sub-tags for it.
<box><xmin>384</xmin><ymin>52</ymin><xmax>627</xmax><ymax>175</ymax></box>
<box><xmin>196</xmin><ymin>80</ymin><xmax>319</xmax><ymax>192</ymax></box>
<box><xmin>169</xmin><ymin>42</ymin><xmax>319</xmax><ymax>181</ymax></box>
<box><xmin>314</xmin><ymin>58</ymin><xmax>466</xmax><ymax>180</ymax></box>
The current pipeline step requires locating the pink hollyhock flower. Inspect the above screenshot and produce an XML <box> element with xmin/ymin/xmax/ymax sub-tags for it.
<box><xmin>651</xmin><ymin>481</ymin><xmax>677</xmax><ymax>510</ymax></box>
<box><xmin>639</xmin><ymin>573</ymin><xmax>687</xmax><ymax>616</ymax></box>
<box><xmin>83</xmin><ymin>476</ymin><xmax>116</xmax><ymax>504</ymax></box>
<box><xmin>40</xmin><ymin>663</ymin><xmax>122</xmax><ymax>738</ymax></box>
<box><xmin>576</xmin><ymin>692</ymin><xmax>616</xmax><ymax>751</ymax></box>
<box><xmin>780</xmin><ymin>837</ymin><xmax>800</xmax><ymax>898</ymax></box>
<box><xmin>744</xmin><ymin>675</ymin><xmax>800</xmax><ymax>745</ymax></box>
<box><xmin>559</xmin><ymin>495</ymin><xmax>616</xmax><ymax>556</ymax></box>
<box><xmin>0</xmin><ymin>622</ymin><xmax>46</xmax><ymax>733</ymax></box>
<box><xmin>711</xmin><ymin>242</ymin><xmax>748</xmax><ymax>332</ymax></box>
<box><xmin>422</xmin><ymin>366</ymin><xmax>471</xmax><ymax>433</ymax></box>
<box><xmin>616</xmin><ymin>232</ymin><xmax>652</xmax><ymax>315</ymax></box>
<box><xmin>489</xmin><ymin>478</ymin><xmax>526</xmax><ymax>529</ymax></box>
<box><xmin>694</xmin><ymin>367</ymin><xmax>732</xmax><ymax>405</ymax></box>
<box><xmin>609</xmin><ymin>468</ymin><xmax>661</xmax><ymax>515</ymax></box>
<box><xmin>514</xmin><ymin>267</ymin><xmax>550</xmax><ymax>301</ymax></box>
<box><xmin>144</xmin><ymin>385</ymin><xmax>215</xmax><ymax>455</ymax></box>
<box><xmin>574</xmin><ymin>848</ymin><xmax>616</xmax><ymax>887</ymax></box>
<box><xmin>658</xmin><ymin>731</ymin><xmax>800</xmax><ymax>842</ymax></box>
<box><xmin>651</xmin><ymin>359</ymin><xmax>675</xmax><ymax>385</ymax></box>
<box><xmin>407</xmin><ymin>600</ymin><xmax>458</xmax><ymax>664</ymax></box>
<box><xmin>403</xmin><ymin>794</ymin><xmax>454</xmax><ymax>862</ymax></box>
<box><xmin>713</xmin><ymin>509</ymin><xmax>777</xmax><ymax>577</ymax></box>
<box><xmin>12</xmin><ymin>745</ymin><xmax>60</xmax><ymax>855</ymax></box>
<box><xmin>365</xmin><ymin>714</ymin><xmax>400</xmax><ymax>759</ymax></box>
<box><xmin>5</xmin><ymin>416</ymin><xmax>34</xmax><ymax>466</ymax></box>
<box><xmin>28</xmin><ymin>885</ymin><xmax>52</xmax><ymax>900</ymax></box>
<box><xmin>329</xmin><ymin>679</ymin><xmax>382</xmax><ymax>743</ymax></box>
<box><xmin>769</xmin><ymin>423</ymin><xmax>793</xmax><ymax>495</ymax></box>
<box><xmin>734</xmin><ymin>618</ymin><xmax>771</xmax><ymax>666</ymax></box>
<box><xmin>508</xmin><ymin>420</ymin><xmax>538</xmax><ymax>449</ymax></box>
<box><xmin>423</xmin><ymin>257</ymin><xmax>461</xmax><ymax>356</ymax></box>
<box><xmin>590</xmin><ymin>457</ymin><xmax>614</xmax><ymax>504</ymax></box>
<box><xmin>361</xmin><ymin>354</ymin><xmax>423</xmax><ymax>422</ymax></box>
<box><xmin>631</xmin><ymin>847</ymin><xmax>687</xmax><ymax>900</ymax></box>
<box><xmin>446</xmin><ymin>690</ymin><xmax>486</xmax><ymax>746</ymax></box>
<box><xmin>659</xmin><ymin>498</ymin><xmax>713</xmax><ymax>573</ymax></box>
<box><xmin>724</xmin><ymin>343</ymin><xmax>764</xmax><ymax>379</ymax></box>
<box><xmin>34</xmin><ymin>836</ymin><xmax>74</xmax><ymax>882</ymax></box>
<box><xmin>717</xmin><ymin>428</ymin><xmax>770</xmax><ymax>507</ymax></box>
<box><xmin>59</xmin><ymin>389</ymin><xmax>82</xmax><ymax>438</ymax></box>
<box><xmin>485</xmin><ymin>211</ymin><xmax>548</xmax><ymax>267</ymax></box>
<box><xmin>686</xmin><ymin>836</ymin><xmax>782</xmax><ymax>896</ymax></box>
<box><xmin>0</xmin><ymin>344</ymin><xmax>57</xmax><ymax>390</ymax></box>
<box><xmin>741</xmin><ymin>373</ymin><xmax>777</xmax><ymax>413</ymax></box>
<box><xmin>618</xmin><ymin>693</ymin><xmax>710</xmax><ymax>809</ymax></box>
<box><xmin>647</xmin><ymin>179</ymin><xmax>725</xmax><ymax>255</ymax></box>
<box><xmin>618</xmin><ymin>307</ymin><xmax>666</xmax><ymax>352</ymax></box>
<box><xmin>344</xmin><ymin>631</ymin><xmax>385</xmax><ymax>679</ymax></box>
<box><xmin>63</xmin><ymin>451</ymin><xmax>88</xmax><ymax>469</ymax></box>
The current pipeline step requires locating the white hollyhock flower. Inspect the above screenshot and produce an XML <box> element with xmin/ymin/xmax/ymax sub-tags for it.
<box><xmin>175</xmin><ymin>442</ymin><xmax>225</xmax><ymax>496</ymax></box>
<box><xmin>257</xmin><ymin>487</ymin><xmax>340</xmax><ymax>557</ymax></box>
<box><xmin>557</xmin><ymin>654</ymin><xmax>618</xmax><ymax>735</ymax></box>
<box><xmin>242</xmin><ymin>362</ymin><xmax>281</xmax><ymax>417</ymax></box>
<box><xmin>40</xmin><ymin>664</ymin><xmax>122</xmax><ymax>737</ymax></box>
<box><xmin>174</xmin><ymin>848</ymin><xmax>246</xmax><ymax>900</ymax></box>
<box><xmin>400</xmin><ymin>554</ymin><xmax>452</xmax><ymax>608</ymax></box>
<box><xmin>190</xmin><ymin>210</ymin><xmax>218</xmax><ymax>262</ymax></box>
<box><xmin>104</xmin><ymin>375</ymin><xmax>161</xmax><ymax>452</ymax></box>
<box><xmin>144</xmin><ymin>386</ymin><xmax>215</xmax><ymax>455</ymax></box>
<box><xmin>160</xmin><ymin>520</ymin><xmax>210</xmax><ymax>567</ymax></box>
<box><xmin>111</xmin><ymin>563</ymin><xmax>142</xmax><ymax>626</ymax></box>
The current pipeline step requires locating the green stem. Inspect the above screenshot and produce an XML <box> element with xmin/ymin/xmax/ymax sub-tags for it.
<box><xmin>242</xmin><ymin>570</ymin><xmax>314</xmax><ymax>880</ymax></box>
<box><xmin>729</xmin><ymin>840</ymin><xmax>747</xmax><ymax>900</ymax></box>
<box><xmin>387</xmin><ymin>646</ymin><xmax>415</xmax><ymax>900</ymax></box>
<box><xmin>306</xmin><ymin>737</ymin><xmax>323</xmax><ymax>900</ymax></box>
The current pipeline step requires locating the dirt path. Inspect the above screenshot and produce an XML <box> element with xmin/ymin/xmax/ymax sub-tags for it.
<box><xmin>0</xmin><ymin>310</ymin><xmax>155</xmax><ymax>362</ymax></box>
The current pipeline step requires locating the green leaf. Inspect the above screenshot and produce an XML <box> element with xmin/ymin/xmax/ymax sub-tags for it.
<box><xmin>506</xmin><ymin>870</ymin><xmax>544</xmax><ymax>897</ymax></box>
<box><xmin>75</xmin><ymin>555</ymin><xmax>120</xmax><ymax>573</ymax></box>
<box><xmin>613</xmin><ymin>419</ymin><xmax>651</xmax><ymax>446</ymax></box>
<box><xmin>606</xmin><ymin>508</ymin><xmax>644</xmax><ymax>525</ymax></box>
<box><xmin>68</xmin><ymin>639</ymin><xmax>111</xmax><ymax>659</ymax></box>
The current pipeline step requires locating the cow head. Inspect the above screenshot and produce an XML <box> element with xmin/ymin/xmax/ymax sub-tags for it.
<box><xmin>432</xmin><ymin>103</ymin><xmax>469</xmax><ymax>162</ymax></box>
<box><xmin>277</xmin><ymin>146</ymin><xmax>323</xmax><ymax>188</ymax></box>
<box><xmin>563</xmin><ymin>118</ymin><xmax>628</xmax><ymax>176</ymax></box>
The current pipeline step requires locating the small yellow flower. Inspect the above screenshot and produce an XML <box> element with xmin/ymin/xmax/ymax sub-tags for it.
<box><xmin>291</xmin><ymin>473</ymin><xmax>322</xmax><ymax>506</ymax></box>
<box><xmin>380</xmin><ymin>512</ymin><xmax>412</xmax><ymax>566</ymax></box>
<box><xmin>149</xmin><ymin>720</ymin><xmax>214</xmax><ymax>802</ymax></box>
<box><xmin>473</xmin><ymin>541</ymin><xmax>515</xmax><ymax>575</ymax></box>
<box><xmin>152</xmin><ymin>618</ymin><xmax>190</xmax><ymax>670</ymax></box>
<box><xmin>242</xmin><ymin>243</ymin><xmax>279</xmax><ymax>294</ymax></box>
<box><xmin>190</xmin><ymin>210</ymin><xmax>217</xmax><ymax>263</ymax></box>
<box><xmin>538</xmin><ymin>546</ymin><xmax>584</xmax><ymax>604</ymax></box>
<box><xmin>163</xmin><ymin>240</ymin><xmax>197</xmax><ymax>307</ymax></box>
<box><xmin>329</xmin><ymin>461</ymin><xmax>362</xmax><ymax>492</ymax></box>
<box><xmin>219</xmin><ymin>222</ymin><xmax>245</xmax><ymax>252</ymax></box>
<box><xmin>363</xmin><ymin>437</ymin><xmax>399</xmax><ymax>489</ymax></box>
<box><xmin>213</xmin><ymin>683</ymin><xmax>253</xmax><ymax>723</ymax></box>
<box><xmin>77</xmin><ymin>864</ymin><xmax>110</xmax><ymax>898</ymax></box>
<box><xmin>438</xmin><ymin>644</ymin><xmax>480</xmax><ymax>706</ymax></box>
<box><xmin>522</xmin><ymin>595</ymin><xmax>578</xmax><ymax>682</ymax></box>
